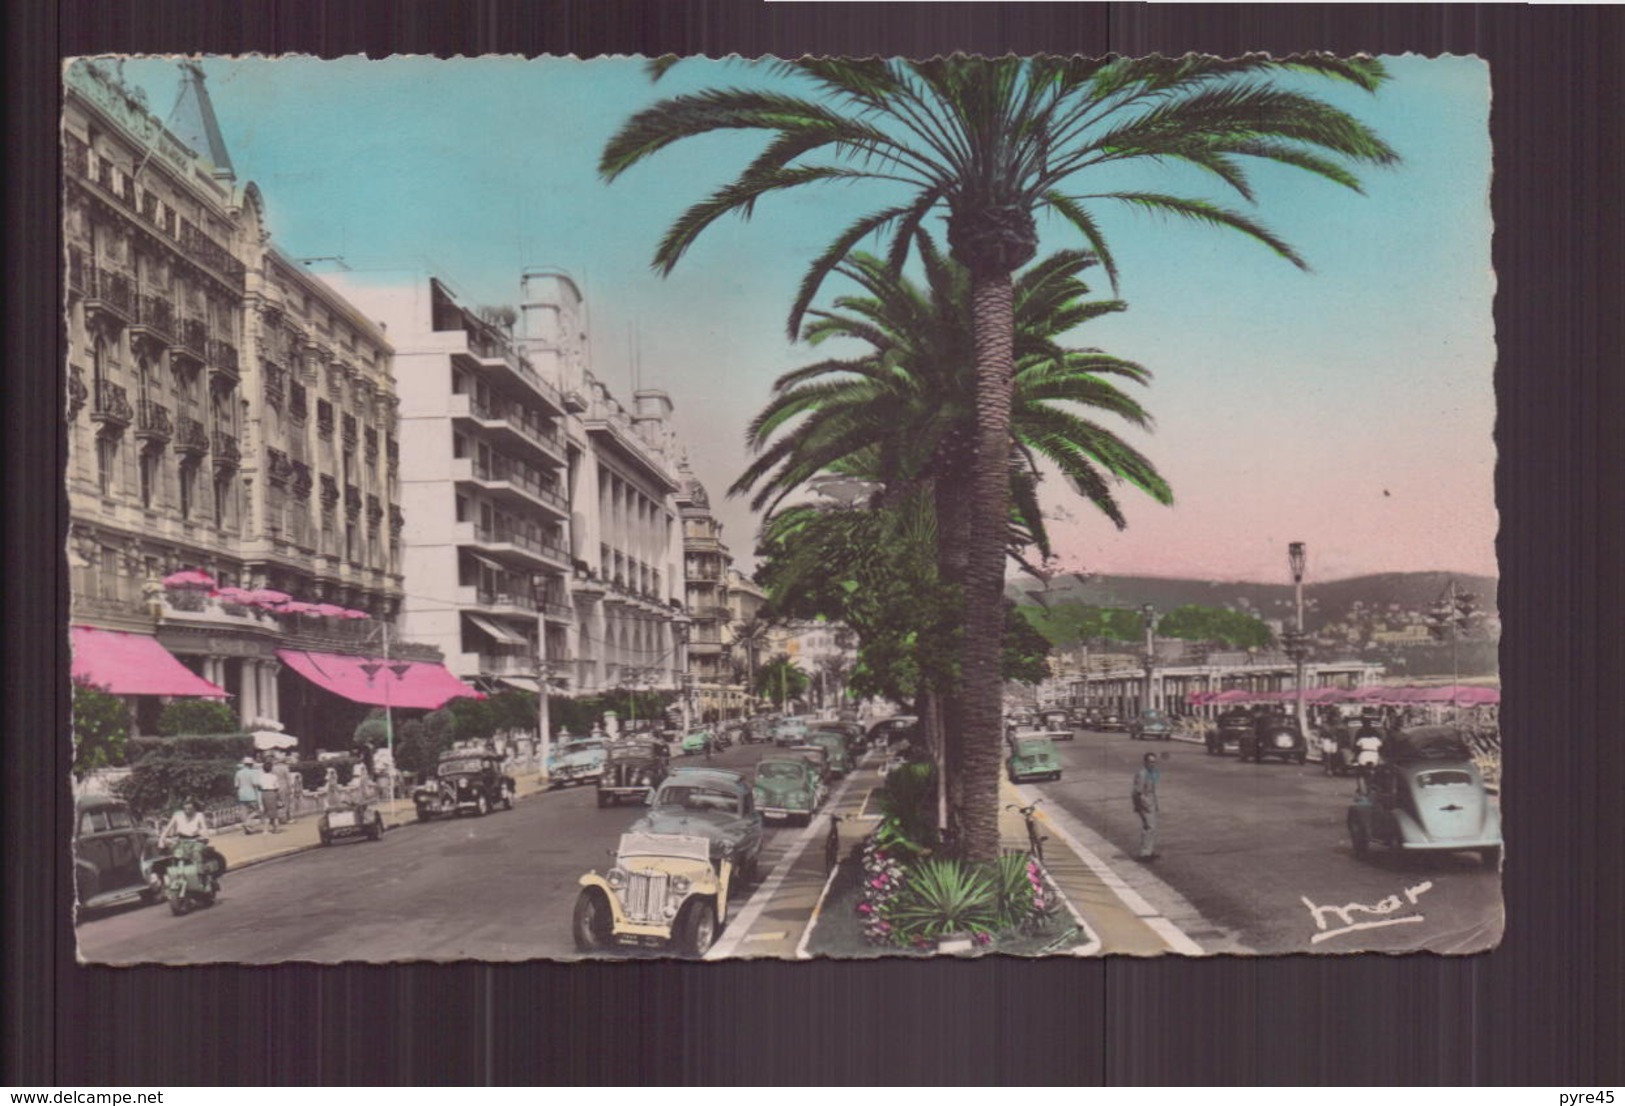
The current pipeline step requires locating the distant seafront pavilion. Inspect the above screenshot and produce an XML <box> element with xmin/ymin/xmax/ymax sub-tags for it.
<box><xmin>1071</xmin><ymin>647</ymin><xmax>1385</xmax><ymax>718</ymax></box>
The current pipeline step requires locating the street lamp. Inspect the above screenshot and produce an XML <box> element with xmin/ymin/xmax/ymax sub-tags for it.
<box><xmin>533</xmin><ymin>657</ymin><xmax>553</xmax><ymax>785</ymax></box>
<box><xmin>1287</xmin><ymin>541</ymin><xmax>1310</xmax><ymax>736</ymax></box>
<box><xmin>358</xmin><ymin>645</ymin><xmax>410</xmax><ymax>806</ymax></box>
<box><xmin>1141</xmin><ymin>603</ymin><xmax>1157</xmax><ymax>712</ymax></box>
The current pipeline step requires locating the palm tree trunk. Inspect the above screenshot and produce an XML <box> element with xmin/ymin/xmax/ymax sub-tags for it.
<box><xmin>958</xmin><ymin>269</ymin><xmax>1018</xmax><ymax>862</ymax></box>
<box><xmin>933</xmin><ymin>466</ymin><xmax>970</xmax><ymax>841</ymax></box>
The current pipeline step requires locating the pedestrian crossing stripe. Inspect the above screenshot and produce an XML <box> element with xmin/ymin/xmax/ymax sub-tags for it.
<box><xmin>744</xmin><ymin>931</ymin><xmax>787</xmax><ymax>941</ymax></box>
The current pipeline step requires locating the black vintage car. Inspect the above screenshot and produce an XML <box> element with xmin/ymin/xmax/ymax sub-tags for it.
<box><xmin>413</xmin><ymin>751</ymin><xmax>516</xmax><ymax>820</ymax></box>
<box><xmin>628</xmin><ymin>768</ymin><xmax>765</xmax><ymax>882</ymax></box>
<box><xmin>1206</xmin><ymin>708</ymin><xmax>1255</xmax><ymax>755</ymax></box>
<box><xmin>1237</xmin><ymin>709</ymin><xmax>1308</xmax><ymax>765</ymax></box>
<box><xmin>74</xmin><ymin>795</ymin><xmax>163</xmax><ymax>913</ymax></box>
<box><xmin>597</xmin><ymin>737</ymin><xmax>670</xmax><ymax>807</ymax></box>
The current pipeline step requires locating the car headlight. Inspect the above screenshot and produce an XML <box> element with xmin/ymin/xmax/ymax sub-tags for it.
<box><xmin>1274</xmin><ymin>734</ymin><xmax>1293</xmax><ymax>748</ymax></box>
<box><xmin>671</xmin><ymin>875</ymin><xmax>691</xmax><ymax>894</ymax></box>
<box><xmin>640</xmin><ymin>771</ymin><xmax>654</xmax><ymax>785</ymax></box>
<box><xmin>606</xmin><ymin>868</ymin><xmax>628</xmax><ymax>890</ymax></box>
<box><xmin>663</xmin><ymin>903</ymin><xmax>680</xmax><ymax>919</ymax></box>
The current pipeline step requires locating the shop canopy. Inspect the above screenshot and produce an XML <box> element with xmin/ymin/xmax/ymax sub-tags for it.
<box><xmin>1186</xmin><ymin>684</ymin><xmax>1499</xmax><ymax>707</ymax></box>
<box><xmin>71</xmin><ymin>626</ymin><xmax>229</xmax><ymax>698</ymax></box>
<box><xmin>276</xmin><ymin>649</ymin><xmax>484</xmax><ymax>710</ymax></box>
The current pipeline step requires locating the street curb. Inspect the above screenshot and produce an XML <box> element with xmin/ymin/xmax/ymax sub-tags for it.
<box><xmin>794</xmin><ymin>864</ymin><xmax>842</xmax><ymax>960</ymax></box>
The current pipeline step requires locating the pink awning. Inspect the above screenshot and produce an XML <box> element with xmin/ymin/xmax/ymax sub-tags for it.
<box><xmin>276</xmin><ymin>649</ymin><xmax>483</xmax><ymax>709</ymax></box>
<box><xmin>71</xmin><ymin>626</ymin><xmax>228</xmax><ymax>698</ymax></box>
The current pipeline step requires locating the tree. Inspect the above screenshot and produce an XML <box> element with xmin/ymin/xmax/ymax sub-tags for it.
<box><xmin>156</xmin><ymin>697</ymin><xmax>239</xmax><ymax>736</ymax></box>
<box><xmin>755</xmin><ymin>654</ymin><xmax>811</xmax><ymax>708</ymax></box>
<box><xmin>604</xmin><ymin>56</ymin><xmax>1396</xmax><ymax>859</ymax></box>
<box><xmin>72</xmin><ymin>678</ymin><xmax>129</xmax><ymax>780</ymax></box>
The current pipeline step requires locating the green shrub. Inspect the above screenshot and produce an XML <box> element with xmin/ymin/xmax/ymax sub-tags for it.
<box><xmin>114</xmin><ymin>753</ymin><xmax>237</xmax><ymax>818</ymax></box>
<box><xmin>990</xmin><ymin>851</ymin><xmax>1060</xmax><ymax>935</ymax></box>
<box><xmin>886</xmin><ymin>858</ymin><xmax>998</xmax><ymax>943</ymax></box>
<box><xmin>157</xmin><ymin>698</ymin><xmax>239</xmax><ymax>736</ymax></box>
<box><xmin>126</xmin><ymin>733</ymin><xmax>256</xmax><ymax>762</ymax></box>
<box><xmin>72</xmin><ymin>678</ymin><xmax>129</xmax><ymax>779</ymax></box>
<box><xmin>876</xmin><ymin>761</ymin><xmax>938</xmax><ymax>851</ymax></box>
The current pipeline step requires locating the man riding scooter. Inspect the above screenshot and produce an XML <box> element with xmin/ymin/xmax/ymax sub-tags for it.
<box><xmin>155</xmin><ymin>796</ymin><xmax>227</xmax><ymax>915</ymax></box>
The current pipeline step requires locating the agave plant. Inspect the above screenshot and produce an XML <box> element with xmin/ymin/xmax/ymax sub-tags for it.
<box><xmin>887</xmin><ymin>858</ymin><xmax>999</xmax><ymax>941</ymax></box>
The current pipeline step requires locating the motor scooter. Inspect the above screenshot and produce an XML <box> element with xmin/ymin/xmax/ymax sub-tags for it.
<box><xmin>151</xmin><ymin>836</ymin><xmax>227</xmax><ymax>916</ymax></box>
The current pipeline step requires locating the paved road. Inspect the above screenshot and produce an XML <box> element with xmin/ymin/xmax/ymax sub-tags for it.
<box><xmin>76</xmin><ymin>741</ymin><xmax>808</xmax><ymax>964</ymax></box>
<box><xmin>1024</xmin><ymin>728</ymin><xmax>1504</xmax><ymax>954</ymax></box>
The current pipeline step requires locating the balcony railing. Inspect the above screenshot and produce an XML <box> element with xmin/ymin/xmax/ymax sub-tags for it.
<box><xmin>130</xmin><ymin>293</ymin><xmax>175</xmax><ymax>344</ymax></box>
<box><xmin>174</xmin><ymin>414</ymin><xmax>209</xmax><ymax>456</ymax></box>
<box><xmin>134</xmin><ymin>398</ymin><xmax>173</xmax><ymax>441</ymax></box>
<box><xmin>83</xmin><ymin>262</ymin><xmax>135</xmax><ymax>321</ymax></box>
<box><xmin>465</xmin><ymin>332</ymin><xmax>564</xmax><ymax>412</ymax></box>
<box><xmin>341</xmin><ymin>414</ymin><xmax>358</xmax><ymax>447</ymax></box>
<box><xmin>207</xmin><ymin>338</ymin><xmax>239</xmax><ymax>380</ymax></box>
<box><xmin>91</xmin><ymin>379</ymin><xmax>133</xmax><ymax>426</ymax></box>
<box><xmin>316</xmin><ymin>400</ymin><xmax>335</xmax><ymax>439</ymax></box>
<box><xmin>473</xmin><ymin>523</ymin><xmax>568</xmax><ymax>564</ymax></box>
<box><xmin>465</xmin><ymin>394</ymin><xmax>566</xmax><ymax>456</ymax></box>
<box><xmin>480</xmin><ymin>652</ymin><xmax>540</xmax><ymax>677</ymax></box>
<box><xmin>542</xmin><ymin>600</ymin><xmax>575</xmax><ymax>621</ymax></box>
<box><xmin>174</xmin><ymin>316</ymin><xmax>209</xmax><ymax>362</ymax></box>
<box><xmin>469</xmin><ymin>457</ymin><xmax>568</xmax><ymax>513</ymax></box>
<box><xmin>476</xmin><ymin>587</ymin><xmax>538</xmax><ymax>612</ymax></box>
<box><xmin>212</xmin><ymin>431</ymin><xmax>241</xmax><ymax>467</ymax></box>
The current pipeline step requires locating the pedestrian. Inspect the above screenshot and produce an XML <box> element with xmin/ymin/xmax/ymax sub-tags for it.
<box><xmin>234</xmin><ymin>756</ymin><xmax>263</xmax><ymax>834</ymax></box>
<box><xmin>1131</xmin><ymin>752</ymin><xmax>1161</xmax><ymax>861</ymax></box>
<box><xmin>272</xmin><ymin>754</ymin><xmax>295</xmax><ymax>819</ymax></box>
<box><xmin>321</xmin><ymin>766</ymin><xmax>341</xmax><ymax>812</ymax></box>
<box><xmin>258</xmin><ymin>757</ymin><xmax>283</xmax><ymax>833</ymax></box>
<box><xmin>1354</xmin><ymin>724</ymin><xmax>1384</xmax><ymax>794</ymax></box>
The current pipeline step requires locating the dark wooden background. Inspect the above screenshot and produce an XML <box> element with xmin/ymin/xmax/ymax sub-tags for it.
<box><xmin>8</xmin><ymin>2</ymin><xmax>1622</xmax><ymax>1086</ymax></box>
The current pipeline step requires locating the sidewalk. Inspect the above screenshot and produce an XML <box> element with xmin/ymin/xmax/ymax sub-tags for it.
<box><xmin>205</xmin><ymin>768</ymin><xmax>552</xmax><ymax>871</ymax></box>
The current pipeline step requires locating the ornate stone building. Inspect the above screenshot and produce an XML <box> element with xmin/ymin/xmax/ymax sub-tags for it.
<box><xmin>674</xmin><ymin>463</ymin><xmax>741</xmax><ymax>721</ymax></box>
<box><xmin>64</xmin><ymin>60</ymin><xmax>462</xmax><ymax>747</ymax></box>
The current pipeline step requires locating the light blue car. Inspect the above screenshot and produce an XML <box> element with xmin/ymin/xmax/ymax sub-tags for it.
<box><xmin>548</xmin><ymin>738</ymin><xmax>607</xmax><ymax>787</ymax></box>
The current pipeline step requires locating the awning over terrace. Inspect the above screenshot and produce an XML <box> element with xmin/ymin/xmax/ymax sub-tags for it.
<box><xmin>1186</xmin><ymin>685</ymin><xmax>1499</xmax><ymax>707</ymax></box>
<box><xmin>276</xmin><ymin>649</ymin><xmax>484</xmax><ymax>710</ymax></box>
<box><xmin>70</xmin><ymin>626</ymin><xmax>229</xmax><ymax>699</ymax></box>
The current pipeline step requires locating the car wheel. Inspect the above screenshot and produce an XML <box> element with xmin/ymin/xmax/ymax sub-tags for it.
<box><xmin>319</xmin><ymin>827</ymin><xmax>333</xmax><ymax>846</ymax></box>
<box><xmin>475</xmin><ymin>794</ymin><xmax>490</xmax><ymax>817</ymax></box>
<box><xmin>368</xmin><ymin>815</ymin><xmax>384</xmax><ymax>841</ymax></box>
<box><xmin>572</xmin><ymin>888</ymin><xmax>614</xmax><ymax>952</ymax></box>
<box><xmin>1348</xmin><ymin>812</ymin><xmax>1370</xmax><ymax>859</ymax></box>
<box><xmin>504</xmin><ymin>786</ymin><xmax>516</xmax><ymax>811</ymax></box>
<box><xmin>415</xmin><ymin>805</ymin><xmax>431</xmax><ymax>823</ymax></box>
<box><xmin>1480</xmin><ymin>846</ymin><xmax>1501</xmax><ymax>868</ymax></box>
<box><xmin>595</xmin><ymin>790</ymin><xmax>608</xmax><ymax>809</ymax></box>
<box><xmin>674</xmin><ymin>898</ymin><xmax>718</xmax><ymax>958</ymax></box>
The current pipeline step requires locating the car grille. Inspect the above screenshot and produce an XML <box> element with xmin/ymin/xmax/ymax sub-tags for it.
<box><xmin>624</xmin><ymin>872</ymin><xmax>669</xmax><ymax>924</ymax></box>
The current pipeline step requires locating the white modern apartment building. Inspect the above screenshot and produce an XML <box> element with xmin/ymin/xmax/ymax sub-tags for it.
<box><xmin>320</xmin><ymin>267</ymin><xmax>689</xmax><ymax>699</ymax></box>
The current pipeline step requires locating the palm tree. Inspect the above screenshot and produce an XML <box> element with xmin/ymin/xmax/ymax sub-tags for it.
<box><xmin>603</xmin><ymin>55</ymin><xmax>1396</xmax><ymax>860</ymax></box>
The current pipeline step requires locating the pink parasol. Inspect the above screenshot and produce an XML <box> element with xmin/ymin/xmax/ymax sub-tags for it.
<box><xmin>214</xmin><ymin>586</ymin><xmax>254</xmax><ymax>604</ymax></box>
<box><xmin>276</xmin><ymin>600</ymin><xmax>323</xmax><ymax>616</ymax></box>
<box><xmin>245</xmin><ymin>589</ymin><xmax>292</xmax><ymax>608</ymax></box>
<box><xmin>312</xmin><ymin>603</ymin><xmax>350</xmax><ymax>618</ymax></box>
<box><xmin>163</xmin><ymin>569</ymin><xmax>217</xmax><ymax>590</ymax></box>
<box><xmin>340</xmin><ymin>608</ymin><xmax>372</xmax><ymax>620</ymax></box>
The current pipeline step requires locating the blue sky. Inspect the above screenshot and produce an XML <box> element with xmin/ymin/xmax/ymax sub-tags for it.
<box><xmin>111</xmin><ymin>54</ymin><xmax>1495</xmax><ymax>585</ymax></box>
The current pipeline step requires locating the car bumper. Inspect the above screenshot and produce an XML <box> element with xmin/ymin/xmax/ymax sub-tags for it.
<box><xmin>1399</xmin><ymin>836</ymin><xmax>1502</xmax><ymax>850</ymax></box>
<box><xmin>760</xmin><ymin>807</ymin><xmax>812</xmax><ymax>821</ymax></box>
<box><xmin>599</xmin><ymin>786</ymin><xmax>653</xmax><ymax>799</ymax></box>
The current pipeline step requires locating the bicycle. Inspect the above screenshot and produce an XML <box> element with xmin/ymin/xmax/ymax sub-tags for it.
<box><xmin>1005</xmin><ymin>801</ymin><xmax>1048</xmax><ymax>862</ymax></box>
<box><xmin>824</xmin><ymin>812</ymin><xmax>845</xmax><ymax>873</ymax></box>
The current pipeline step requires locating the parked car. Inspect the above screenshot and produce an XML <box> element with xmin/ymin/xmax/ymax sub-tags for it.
<box><xmin>73</xmin><ymin>795</ymin><xmax>163</xmax><ymax>914</ymax></box>
<box><xmin>1205</xmin><ymin>709</ymin><xmax>1255</xmax><ymax>756</ymax></box>
<box><xmin>318</xmin><ymin>797</ymin><xmax>386</xmax><ymax>845</ymax></box>
<box><xmin>752</xmin><ymin>754</ymin><xmax>823</xmax><ymax>826</ymax></box>
<box><xmin>1095</xmin><ymin>710</ymin><xmax>1127</xmax><ymax>732</ymax></box>
<box><xmin>548</xmin><ymin>737</ymin><xmax>609</xmax><ymax>786</ymax></box>
<box><xmin>771</xmin><ymin>718</ymin><xmax>811</xmax><ymax>746</ymax></box>
<box><xmin>866</xmin><ymin>715</ymin><xmax>919</xmax><ymax>749</ymax></box>
<box><xmin>679</xmin><ymin>729</ymin><xmax>715</xmax><ymax>756</ymax></box>
<box><xmin>626</xmin><ymin>769</ymin><xmax>765</xmax><ymax>884</ymax></box>
<box><xmin>804</xmin><ymin>730</ymin><xmax>853</xmax><ymax>777</ymax></box>
<box><xmin>1346</xmin><ymin>727</ymin><xmax>1501</xmax><ymax>866</ymax></box>
<box><xmin>573</xmin><ymin>831</ymin><xmax>747</xmax><ymax>957</ymax></box>
<box><xmin>1237</xmin><ymin>710</ymin><xmax>1307</xmax><ymax>764</ymax></box>
<box><xmin>1006</xmin><ymin>733</ymin><xmax>1062</xmax><ymax>783</ymax></box>
<box><xmin>414</xmin><ymin>752</ymin><xmax>516</xmax><ymax>820</ymax></box>
<box><xmin>816</xmin><ymin>721</ymin><xmax>867</xmax><ymax>756</ymax></box>
<box><xmin>597</xmin><ymin>738</ymin><xmax>670</xmax><ymax>807</ymax></box>
<box><xmin>787</xmin><ymin>743</ymin><xmax>833</xmax><ymax>790</ymax></box>
<box><xmin>1038</xmin><ymin>708</ymin><xmax>1077</xmax><ymax>740</ymax></box>
<box><xmin>1128</xmin><ymin>708</ymin><xmax>1174</xmax><ymax>742</ymax></box>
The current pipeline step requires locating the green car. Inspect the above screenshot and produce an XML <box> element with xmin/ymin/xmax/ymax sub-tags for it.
<box><xmin>1007</xmin><ymin>734</ymin><xmax>1062</xmax><ymax>783</ymax></box>
<box><xmin>805</xmin><ymin>730</ymin><xmax>852</xmax><ymax>777</ymax></box>
<box><xmin>753</xmin><ymin>756</ymin><xmax>822</xmax><ymax>826</ymax></box>
<box><xmin>679</xmin><ymin>729</ymin><xmax>714</xmax><ymax>756</ymax></box>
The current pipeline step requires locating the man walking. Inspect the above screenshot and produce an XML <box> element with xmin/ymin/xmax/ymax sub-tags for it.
<box><xmin>1132</xmin><ymin>752</ymin><xmax>1161</xmax><ymax>861</ymax></box>
<box><xmin>234</xmin><ymin>756</ymin><xmax>263</xmax><ymax>834</ymax></box>
<box><xmin>257</xmin><ymin>757</ymin><xmax>283</xmax><ymax>834</ymax></box>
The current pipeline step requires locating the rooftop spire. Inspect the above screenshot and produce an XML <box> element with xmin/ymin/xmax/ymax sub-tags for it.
<box><xmin>170</xmin><ymin>60</ymin><xmax>235</xmax><ymax>181</ymax></box>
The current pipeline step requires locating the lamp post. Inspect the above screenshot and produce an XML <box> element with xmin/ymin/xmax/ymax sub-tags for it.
<box><xmin>1141</xmin><ymin>603</ymin><xmax>1157</xmax><ymax>713</ymax></box>
<box><xmin>534</xmin><ymin>657</ymin><xmax>553</xmax><ymax>784</ymax></box>
<box><xmin>358</xmin><ymin>618</ymin><xmax>409</xmax><ymax>806</ymax></box>
<box><xmin>1287</xmin><ymin>542</ymin><xmax>1309</xmax><ymax>737</ymax></box>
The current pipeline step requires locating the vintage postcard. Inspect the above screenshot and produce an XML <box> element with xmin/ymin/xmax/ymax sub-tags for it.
<box><xmin>65</xmin><ymin>54</ymin><xmax>1497</xmax><ymax>962</ymax></box>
